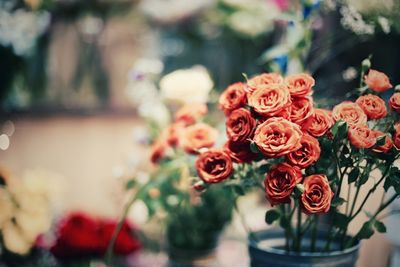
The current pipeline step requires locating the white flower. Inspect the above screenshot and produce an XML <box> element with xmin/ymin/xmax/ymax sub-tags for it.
<box><xmin>377</xmin><ymin>16</ymin><xmax>391</xmax><ymax>34</ymax></box>
<box><xmin>2</xmin><ymin>221</ymin><xmax>33</xmax><ymax>255</ymax></box>
<box><xmin>160</xmin><ymin>66</ymin><xmax>213</xmax><ymax>104</ymax></box>
<box><xmin>128</xmin><ymin>200</ymin><xmax>149</xmax><ymax>226</ymax></box>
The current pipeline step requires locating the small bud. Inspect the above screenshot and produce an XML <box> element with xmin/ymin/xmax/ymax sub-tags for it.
<box><xmin>193</xmin><ymin>181</ymin><xmax>207</xmax><ymax>192</ymax></box>
<box><xmin>296</xmin><ymin>183</ymin><xmax>305</xmax><ymax>193</ymax></box>
<box><xmin>361</xmin><ymin>58</ymin><xmax>371</xmax><ymax>71</ymax></box>
<box><xmin>395</xmin><ymin>84</ymin><xmax>400</xmax><ymax>93</ymax></box>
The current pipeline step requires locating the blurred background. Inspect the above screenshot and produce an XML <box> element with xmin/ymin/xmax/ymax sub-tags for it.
<box><xmin>1</xmin><ymin>0</ymin><xmax>400</xmax><ymax>266</ymax></box>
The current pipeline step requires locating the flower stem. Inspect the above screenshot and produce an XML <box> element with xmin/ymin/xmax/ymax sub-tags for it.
<box><xmin>311</xmin><ymin>215</ymin><xmax>318</xmax><ymax>252</ymax></box>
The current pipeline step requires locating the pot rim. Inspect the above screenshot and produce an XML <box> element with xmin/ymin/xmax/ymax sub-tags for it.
<box><xmin>249</xmin><ymin>228</ymin><xmax>361</xmax><ymax>257</ymax></box>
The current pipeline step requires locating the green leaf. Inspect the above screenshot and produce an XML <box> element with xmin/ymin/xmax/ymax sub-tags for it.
<box><xmin>356</xmin><ymin>221</ymin><xmax>375</xmax><ymax>240</ymax></box>
<box><xmin>333</xmin><ymin>212</ymin><xmax>350</xmax><ymax>229</ymax></box>
<box><xmin>332</xmin><ymin>120</ymin><xmax>348</xmax><ymax>139</ymax></box>
<box><xmin>233</xmin><ymin>185</ymin><xmax>245</xmax><ymax>196</ymax></box>
<box><xmin>279</xmin><ymin>215</ymin><xmax>290</xmax><ymax>228</ymax></box>
<box><xmin>374</xmin><ymin>220</ymin><xmax>387</xmax><ymax>233</ymax></box>
<box><xmin>348</xmin><ymin>168</ymin><xmax>360</xmax><ymax>184</ymax></box>
<box><xmin>356</xmin><ymin>171</ymin><xmax>369</xmax><ymax>186</ymax></box>
<box><xmin>125</xmin><ymin>179</ymin><xmax>136</xmax><ymax>190</ymax></box>
<box><xmin>375</xmin><ymin>135</ymin><xmax>386</xmax><ymax>147</ymax></box>
<box><xmin>331</xmin><ymin>197</ymin><xmax>346</xmax><ymax>207</ymax></box>
<box><xmin>250</xmin><ymin>142</ymin><xmax>261</xmax><ymax>154</ymax></box>
<box><xmin>342</xmin><ymin>145</ymin><xmax>350</xmax><ymax>155</ymax></box>
<box><xmin>265</xmin><ymin>209</ymin><xmax>281</xmax><ymax>225</ymax></box>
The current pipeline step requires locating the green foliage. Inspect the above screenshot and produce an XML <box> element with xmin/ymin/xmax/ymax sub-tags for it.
<box><xmin>331</xmin><ymin>120</ymin><xmax>348</xmax><ymax>140</ymax></box>
<box><xmin>348</xmin><ymin>168</ymin><xmax>359</xmax><ymax>184</ymax></box>
<box><xmin>332</xmin><ymin>212</ymin><xmax>349</xmax><ymax>230</ymax></box>
<box><xmin>265</xmin><ymin>209</ymin><xmax>280</xmax><ymax>225</ymax></box>
<box><xmin>331</xmin><ymin>197</ymin><xmax>346</xmax><ymax>208</ymax></box>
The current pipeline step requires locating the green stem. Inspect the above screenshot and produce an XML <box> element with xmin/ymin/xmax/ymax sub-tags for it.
<box><xmin>296</xmin><ymin>204</ymin><xmax>302</xmax><ymax>251</ymax></box>
<box><xmin>311</xmin><ymin>215</ymin><xmax>318</xmax><ymax>252</ymax></box>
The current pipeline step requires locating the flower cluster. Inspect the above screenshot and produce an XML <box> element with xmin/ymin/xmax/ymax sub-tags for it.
<box><xmin>51</xmin><ymin>212</ymin><xmax>141</xmax><ymax>259</ymax></box>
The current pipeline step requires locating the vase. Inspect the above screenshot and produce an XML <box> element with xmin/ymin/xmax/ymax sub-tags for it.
<box><xmin>248</xmin><ymin>229</ymin><xmax>360</xmax><ymax>267</ymax></box>
<box><xmin>167</xmin><ymin>246</ymin><xmax>220</xmax><ymax>267</ymax></box>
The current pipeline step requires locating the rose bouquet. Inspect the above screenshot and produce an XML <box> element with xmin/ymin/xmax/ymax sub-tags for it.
<box><xmin>193</xmin><ymin>59</ymin><xmax>400</xmax><ymax>254</ymax></box>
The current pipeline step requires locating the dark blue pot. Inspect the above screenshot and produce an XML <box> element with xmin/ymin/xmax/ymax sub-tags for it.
<box><xmin>249</xmin><ymin>229</ymin><xmax>360</xmax><ymax>267</ymax></box>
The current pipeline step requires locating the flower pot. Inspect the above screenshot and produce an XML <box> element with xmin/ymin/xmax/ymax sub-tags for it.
<box><xmin>167</xmin><ymin>246</ymin><xmax>220</xmax><ymax>267</ymax></box>
<box><xmin>248</xmin><ymin>229</ymin><xmax>360</xmax><ymax>267</ymax></box>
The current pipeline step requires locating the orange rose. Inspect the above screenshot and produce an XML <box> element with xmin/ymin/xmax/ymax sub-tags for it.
<box><xmin>300</xmin><ymin>174</ymin><xmax>333</xmax><ymax>214</ymax></box>
<box><xmin>219</xmin><ymin>82</ymin><xmax>247</xmax><ymax>115</ymax></box>
<box><xmin>348</xmin><ymin>125</ymin><xmax>376</xmax><ymax>149</ymax></box>
<box><xmin>226</xmin><ymin>108</ymin><xmax>256</xmax><ymax>142</ymax></box>
<box><xmin>175</xmin><ymin>104</ymin><xmax>207</xmax><ymax>125</ymax></box>
<box><xmin>248</xmin><ymin>83</ymin><xmax>291</xmax><ymax>117</ymax></box>
<box><xmin>389</xmin><ymin>93</ymin><xmax>400</xmax><ymax>113</ymax></box>
<box><xmin>355</xmin><ymin>94</ymin><xmax>387</xmax><ymax>120</ymax></box>
<box><xmin>371</xmin><ymin>131</ymin><xmax>393</xmax><ymax>153</ymax></box>
<box><xmin>223</xmin><ymin>140</ymin><xmax>258</xmax><ymax>163</ymax></box>
<box><xmin>287</xmin><ymin>134</ymin><xmax>321</xmax><ymax>169</ymax></box>
<box><xmin>164</xmin><ymin>122</ymin><xmax>185</xmax><ymax>146</ymax></box>
<box><xmin>180</xmin><ymin>123</ymin><xmax>218</xmax><ymax>154</ymax></box>
<box><xmin>195</xmin><ymin>149</ymin><xmax>233</xmax><ymax>183</ymax></box>
<box><xmin>264</xmin><ymin>163</ymin><xmax>303</xmax><ymax>206</ymax></box>
<box><xmin>150</xmin><ymin>139</ymin><xmax>168</xmax><ymax>164</ymax></box>
<box><xmin>394</xmin><ymin>124</ymin><xmax>400</xmax><ymax>150</ymax></box>
<box><xmin>253</xmin><ymin>117</ymin><xmax>303</xmax><ymax>157</ymax></box>
<box><xmin>246</xmin><ymin>73</ymin><xmax>283</xmax><ymax>95</ymax></box>
<box><xmin>364</xmin><ymin>69</ymin><xmax>392</xmax><ymax>92</ymax></box>
<box><xmin>332</xmin><ymin>101</ymin><xmax>367</xmax><ymax>126</ymax></box>
<box><xmin>302</xmin><ymin>108</ymin><xmax>334</xmax><ymax>137</ymax></box>
<box><xmin>290</xmin><ymin>97</ymin><xmax>314</xmax><ymax>125</ymax></box>
<box><xmin>284</xmin><ymin>73</ymin><xmax>315</xmax><ymax>97</ymax></box>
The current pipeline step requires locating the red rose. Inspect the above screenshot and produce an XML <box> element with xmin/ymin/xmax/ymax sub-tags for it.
<box><xmin>355</xmin><ymin>94</ymin><xmax>387</xmax><ymax>120</ymax></box>
<box><xmin>300</xmin><ymin>174</ymin><xmax>333</xmax><ymax>214</ymax></box>
<box><xmin>175</xmin><ymin>104</ymin><xmax>207</xmax><ymax>125</ymax></box>
<box><xmin>195</xmin><ymin>150</ymin><xmax>233</xmax><ymax>183</ymax></box>
<box><xmin>226</xmin><ymin>108</ymin><xmax>256</xmax><ymax>142</ymax></box>
<box><xmin>180</xmin><ymin>123</ymin><xmax>218</xmax><ymax>154</ymax></box>
<box><xmin>389</xmin><ymin>93</ymin><xmax>400</xmax><ymax>113</ymax></box>
<box><xmin>164</xmin><ymin>122</ymin><xmax>185</xmax><ymax>146</ymax></box>
<box><xmin>223</xmin><ymin>140</ymin><xmax>258</xmax><ymax>163</ymax></box>
<box><xmin>332</xmin><ymin>101</ymin><xmax>367</xmax><ymax>127</ymax></box>
<box><xmin>219</xmin><ymin>82</ymin><xmax>247</xmax><ymax>115</ymax></box>
<box><xmin>394</xmin><ymin>124</ymin><xmax>400</xmax><ymax>150</ymax></box>
<box><xmin>253</xmin><ymin>117</ymin><xmax>303</xmax><ymax>157</ymax></box>
<box><xmin>246</xmin><ymin>73</ymin><xmax>283</xmax><ymax>95</ymax></box>
<box><xmin>290</xmin><ymin>97</ymin><xmax>314</xmax><ymax>125</ymax></box>
<box><xmin>248</xmin><ymin>83</ymin><xmax>291</xmax><ymax>117</ymax></box>
<box><xmin>302</xmin><ymin>108</ymin><xmax>334</xmax><ymax>137</ymax></box>
<box><xmin>284</xmin><ymin>73</ymin><xmax>315</xmax><ymax>97</ymax></box>
<box><xmin>264</xmin><ymin>163</ymin><xmax>303</xmax><ymax>206</ymax></box>
<box><xmin>348</xmin><ymin>125</ymin><xmax>376</xmax><ymax>149</ymax></box>
<box><xmin>286</xmin><ymin>134</ymin><xmax>321</xmax><ymax>169</ymax></box>
<box><xmin>371</xmin><ymin>131</ymin><xmax>393</xmax><ymax>153</ymax></box>
<box><xmin>150</xmin><ymin>139</ymin><xmax>168</xmax><ymax>164</ymax></box>
<box><xmin>364</xmin><ymin>69</ymin><xmax>392</xmax><ymax>93</ymax></box>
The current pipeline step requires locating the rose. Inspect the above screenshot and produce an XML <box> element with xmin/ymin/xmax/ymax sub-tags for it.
<box><xmin>372</xmin><ymin>131</ymin><xmax>393</xmax><ymax>153</ymax></box>
<box><xmin>348</xmin><ymin>125</ymin><xmax>376</xmax><ymax>149</ymax></box>
<box><xmin>164</xmin><ymin>122</ymin><xmax>185</xmax><ymax>146</ymax></box>
<box><xmin>286</xmin><ymin>134</ymin><xmax>321</xmax><ymax>169</ymax></box>
<box><xmin>180</xmin><ymin>123</ymin><xmax>218</xmax><ymax>154</ymax></box>
<box><xmin>160</xmin><ymin>66</ymin><xmax>213</xmax><ymax>104</ymax></box>
<box><xmin>219</xmin><ymin>82</ymin><xmax>247</xmax><ymax>115</ymax></box>
<box><xmin>248</xmin><ymin>83</ymin><xmax>291</xmax><ymax>117</ymax></box>
<box><xmin>223</xmin><ymin>140</ymin><xmax>258</xmax><ymax>163</ymax></box>
<box><xmin>253</xmin><ymin>117</ymin><xmax>303</xmax><ymax>157</ymax></box>
<box><xmin>364</xmin><ymin>69</ymin><xmax>392</xmax><ymax>92</ymax></box>
<box><xmin>389</xmin><ymin>93</ymin><xmax>400</xmax><ymax>113</ymax></box>
<box><xmin>246</xmin><ymin>72</ymin><xmax>283</xmax><ymax>95</ymax></box>
<box><xmin>264</xmin><ymin>163</ymin><xmax>303</xmax><ymax>206</ymax></box>
<box><xmin>175</xmin><ymin>104</ymin><xmax>207</xmax><ymax>125</ymax></box>
<box><xmin>302</xmin><ymin>108</ymin><xmax>334</xmax><ymax>137</ymax></box>
<box><xmin>226</xmin><ymin>108</ymin><xmax>256</xmax><ymax>142</ymax></box>
<box><xmin>195</xmin><ymin>150</ymin><xmax>233</xmax><ymax>183</ymax></box>
<box><xmin>332</xmin><ymin>101</ymin><xmax>367</xmax><ymax>126</ymax></box>
<box><xmin>284</xmin><ymin>73</ymin><xmax>315</xmax><ymax>97</ymax></box>
<box><xmin>300</xmin><ymin>174</ymin><xmax>333</xmax><ymax>214</ymax></box>
<box><xmin>290</xmin><ymin>97</ymin><xmax>314</xmax><ymax>125</ymax></box>
<box><xmin>394</xmin><ymin>124</ymin><xmax>400</xmax><ymax>150</ymax></box>
<box><xmin>150</xmin><ymin>139</ymin><xmax>168</xmax><ymax>164</ymax></box>
<box><xmin>355</xmin><ymin>94</ymin><xmax>387</xmax><ymax>120</ymax></box>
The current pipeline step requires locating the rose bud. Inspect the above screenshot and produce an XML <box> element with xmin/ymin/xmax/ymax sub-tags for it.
<box><xmin>302</xmin><ymin>108</ymin><xmax>334</xmax><ymax>137</ymax></box>
<box><xmin>364</xmin><ymin>69</ymin><xmax>392</xmax><ymax>92</ymax></box>
<box><xmin>393</xmin><ymin>124</ymin><xmax>400</xmax><ymax>150</ymax></box>
<box><xmin>219</xmin><ymin>82</ymin><xmax>247</xmax><ymax>115</ymax></box>
<box><xmin>300</xmin><ymin>174</ymin><xmax>334</xmax><ymax>214</ymax></box>
<box><xmin>389</xmin><ymin>93</ymin><xmax>400</xmax><ymax>114</ymax></box>
<box><xmin>193</xmin><ymin>181</ymin><xmax>207</xmax><ymax>192</ymax></box>
<box><xmin>248</xmin><ymin>83</ymin><xmax>291</xmax><ymax>118</ymax></box>
<box><xmin>287</xmin><ymin>134</ymin><xmax>321</xmax><ymax>169</ymax></box>
<box><xmin>175</xmin><ymin>104</ymin><xmax>207</xmax><ymax>126</ymax></box>
<box><xmin>246</xmin><ymin>72</ymin><xmax>283</xmax><ymax>96</ymax></box>
<box><xmin>355</xmin><ymin>94</ymin><xmax>387</xmax><ymax>120</ymax></box>
<box><xmin>253</xmin><ymin>117</ymin><xmax>303</xmax><ymax>158</ymax></box>
<box><xmin>180</xmin><ymin>123</ymin><xmax>218</xmax><ymax>154</ymax></box>
<box><xmin>348</xmin><ymin>125</ymin><xmax>376</xmax><ymax>149</ymax></box>
<box><xmin>264</xmin><ymin>163</ymin><xmax>303</xmax><ymax>206</ymax></box>
<box><xmin>284</xmin><ymin>73</ymin><xmax>315</xmax><ymax>97</ymax></box>
<box><xmin>332</xmin><ymin>101</ymin><xmax>367</xmax><ymax>127</ymax></box>
<box><xmin>195</xmin><ymin>149</ymin><xmax>233</xmax><ymax>184</ymax></box>
<box><xmin>371</xmin><ymin>131</ymin><xmax>393</xmax><ymax>153</ymax></box>
<box><xmin>226</xmin><ymin>108</ymin><xmax>256</xmax><ymax>143</ymax></box>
